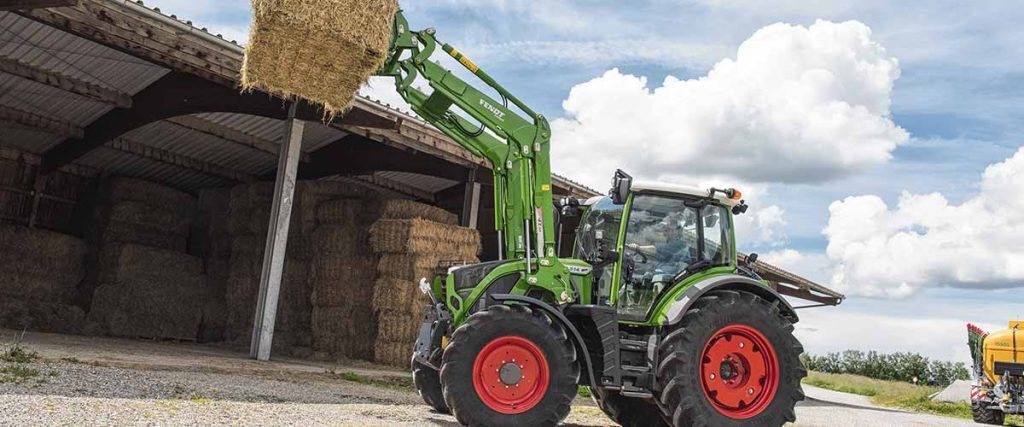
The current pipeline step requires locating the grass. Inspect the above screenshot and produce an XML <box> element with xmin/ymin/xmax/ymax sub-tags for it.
<box><xmin>0</xmin><ymin>364</ymin><xmax>41</xmax><ymax>384</ymax></box>
<box><xmin>1</xmin><ymin>339</ymin><xmax>40</xmax><ymax>364</ymax></box>
<box><xmin>801</xmin><ymin>371</ymin><xmax>1024</xmax><ymax>423</ymax></box>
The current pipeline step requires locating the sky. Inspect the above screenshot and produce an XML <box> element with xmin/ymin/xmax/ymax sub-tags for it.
<box><xmin>146</xmin><ymin>0</ymin><xmax>1024</xmax><ymax>363</ymax></box>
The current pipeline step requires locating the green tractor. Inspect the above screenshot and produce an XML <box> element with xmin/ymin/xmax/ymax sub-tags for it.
<box><xmin>376</xmin><ymin>10</ymin><xmax>835</xmax><ymax>427</ymax></box>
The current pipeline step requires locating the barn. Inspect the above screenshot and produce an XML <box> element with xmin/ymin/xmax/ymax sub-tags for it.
<box><xmin>0</xmin><ymin>0</ymin><xmax>841</xmax><ymax>365</ymax></box>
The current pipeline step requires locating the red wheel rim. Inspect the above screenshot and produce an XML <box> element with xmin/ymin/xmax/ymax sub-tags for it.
<box><xmin>472</xmin><ymin>336</ymin><xmax>550</xmax><ymax>414</ymax></box>
<box><xmin>700</xmin><ymin>324</ymin><xmax>779</xmax><ymax>419</ymax></box>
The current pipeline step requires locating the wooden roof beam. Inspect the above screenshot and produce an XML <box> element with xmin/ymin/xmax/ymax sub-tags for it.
<box><xmin>165</xmin><ymin>115</ymin><xmax>311</xmax><ymax>163</ymax></box>
<box><xmin>105</xmin><ymin>137</ymin><xmax>254</xmax><ymax>183</ymax></box>
<box><xmin>0</xmin><ymin>0</ymin><xmax>78</xmax><ymax>11</ymax></box>
<box><xmin>0</xmin><ymin>56</ymin><xmax>132</xmax><ymax>108</ymax></box>
<box><xmin>0</xmin><ymin>104</ymin><xmax>84</xmax><ymax>138</ymax></box>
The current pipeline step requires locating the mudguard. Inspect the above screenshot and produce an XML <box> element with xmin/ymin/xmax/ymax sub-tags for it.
<box><xmin>488</xmin><ymin>294</ymin><xmax>598</xmax><ymax>388</ymax></box>
<box><xmin>663</xmin><ymin>274</ymin><xmax>798</xmax><ymax>326</ymax></box>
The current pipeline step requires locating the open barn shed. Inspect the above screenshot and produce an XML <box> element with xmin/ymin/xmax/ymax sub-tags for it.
<box><xmin>0</xmin><ymin>0</ymin><xmax>594</xmax><ymax>364</ymax></box>
<box><xmin>0</xmin><ymin>0</ymin><xmax>840</xmax><ymax>365</ymax></box>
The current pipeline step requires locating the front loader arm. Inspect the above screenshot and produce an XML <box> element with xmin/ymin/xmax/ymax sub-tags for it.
<box><xmin>377</xmin><ymin>12</ymin><xmax>570</xmax><ymax>301</ymax></box>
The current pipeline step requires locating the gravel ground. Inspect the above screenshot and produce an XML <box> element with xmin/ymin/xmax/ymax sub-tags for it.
<box><xmin>0</xmin><ymin>360</ymin><xmax>610</xmax><ymax>426</ymax></box>
<box><xmin>0</xmin><ymin>331</ymin><xmax>978</xmax><ymax>426</ymax></box>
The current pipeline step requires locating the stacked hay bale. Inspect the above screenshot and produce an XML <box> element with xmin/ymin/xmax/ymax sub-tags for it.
<box><xmin>310</xmin><ymin>198</ymin><xmax>380</xmax><ymax>360</ymax></box>
<box><xmin>85</xmin><ymin>177</ymin><xmax>206</xmax><ymax>340</ymax></box>
<box><xmin>93</xmin><ymin>177</ymin><xmax>195</xmax><ymax>252</ymax></box>
<box><xmin>222</xmin><ymin>181</ymin><xmax>374</xmax><ymax>355</ymax></box>
<box><xmin>194</xmin><ymin>188</ymin><xmax>232</xmax><ymax>342</ymax></box>
<box><xmin>87</xmin><ymin>244</ymin><xmax>205</xmax><ymax>340</ymax></box>
<box><xmin>0</xmin><ymin>224</ymin><xmax>86</xmax><ymax>333</ymax></box>
<box><xmin>368</xmin><ymin>200</ymin><xmax>480</xmax><ymax>367</ymax></box>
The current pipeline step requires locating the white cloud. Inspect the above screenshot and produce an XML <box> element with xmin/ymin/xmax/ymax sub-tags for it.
<box><xmin>825</xmin><ymin>146</ymin><xmax>1024</xmax><ymax>298</ymax></box>
<box><xmin>550</xmin><ymin>20</ymin><xmax>908</xmax><ymax>188</ymax></box>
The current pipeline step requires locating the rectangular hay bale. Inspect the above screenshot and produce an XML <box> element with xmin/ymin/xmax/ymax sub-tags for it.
<box><xmin>368</xmin><ymin>219</ymin><xmax>480</xmax><ymax>258</ymax></box>
<box><xmin>379</xmin><ymin>199</ymin><xmax>458</xmax><ymax>225</ymax></box>
<box><xmin>242</xmin><ymin>0</ymin><xmax>400</xmax><ymax>114</ymax></box>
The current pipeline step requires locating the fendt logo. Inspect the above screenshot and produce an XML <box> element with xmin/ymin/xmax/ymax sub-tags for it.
<box><xmin>480</xmin><ymin>99</ymin><xmax>506</xmax><ymax>121</ymax></box>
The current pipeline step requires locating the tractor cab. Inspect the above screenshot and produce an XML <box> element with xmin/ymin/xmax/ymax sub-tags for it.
<box><xmin>573</xmin><ymin>173</ymin><xmax>746</xmax><ymax>322</ymax></box>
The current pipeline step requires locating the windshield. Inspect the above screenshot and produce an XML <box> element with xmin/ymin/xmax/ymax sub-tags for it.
<box><xmin>574</xmin><ymin>197</ymin><xmax>623</xmax><ymax>306</ymax></box>
<box><xmin>618</xmin><ymin>194</ymin><xmax>734</xmax><ymax>320</ymax></box>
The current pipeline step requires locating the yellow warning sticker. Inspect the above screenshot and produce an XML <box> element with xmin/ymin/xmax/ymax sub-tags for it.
<box><xmin>460</xmin><ymin>57</ymin><xmax>479</xmax><ymax>73</ymax></box>
<box><xmin>541</xmin><ymin>184</ymin><xmax>551</xmax><ymax>192</ymax></box>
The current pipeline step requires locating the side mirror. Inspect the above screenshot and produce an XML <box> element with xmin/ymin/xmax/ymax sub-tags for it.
<box><xmin>745</xmin><ymin>253</ymin><xmax>758</xmax><ymax>266</ymax></box>
<box><xmin>610</xmin><ymin>169</ymin><xmax>633</xmax><ymax>205</ymax></box>
<box><xmin>704</xmin><ymin>214</ymin><xmax>719</xmax><ymax>228</ymax></box>
<box><xmin>732</xmin><ymin>200</ymin><xmax>749</xmax><ymax>215</ymax></box>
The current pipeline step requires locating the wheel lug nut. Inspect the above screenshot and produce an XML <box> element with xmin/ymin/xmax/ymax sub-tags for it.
<box><xmin>748</xmin><ymin>388</ymin><xmax>755</xmax><ymax>395</ymax></box>
<box><xmin>709</xmin><ymin>373</ymin><xmax>716</xmax><ymax>380</ymax></box>
<box><xmin>739</xmin><ymin>342</ymin><xmax>745</xmax><ymax>349</ymax></box>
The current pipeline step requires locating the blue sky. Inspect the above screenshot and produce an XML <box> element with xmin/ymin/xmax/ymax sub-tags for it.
<box><xmin>149</xmin><ymin>0</ymin><xmax>1024</xmax><ymax>362</ymax></box>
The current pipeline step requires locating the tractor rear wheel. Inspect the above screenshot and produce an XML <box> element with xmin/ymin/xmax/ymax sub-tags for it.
<box><xmin>413</xmin><ymin>361</ymin><xmax>450</xmax><ymax>414</ymax></box>
<box><xmin>591</xmin><ymin>388</ymin><xmax>670</xmax><ymax>427</ymax></box>
<box><xmin>440</xmin><ymin>304</ymin><xmax>579</xmax><ymax>427</ymax></box>
<box><xmin>972</xmin><ymin>401</ymin><xmax>1005</xmax><ymax>425</ymax></box>
<box><xmin>655</xmin><ymin>290</ymin><xmax>805</xmax><ymax>427</ymax></box>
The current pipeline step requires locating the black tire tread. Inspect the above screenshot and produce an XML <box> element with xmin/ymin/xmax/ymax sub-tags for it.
<box><xmin>440</xmin><ymin>304</ymin><xmax>579</xmax><ymax>427</ymax></box>
<box><xmin>655</xmin><ymin>290</ymin><xmax>806</xmax><ymax>427</ymax></box>
<box><xmin>591</xmin><ymin>389</ymin><xmax>670</xmax><ymax>427</ymax></box>
<box><xmin>413</xmin><ymin>361</ymin><xmax>450</xmax><ymax>414</ymax></box>
<box><xmin>972</xmin><ymin>401</ymin><xmax>1005</xmax><ymax>425</ymax></box>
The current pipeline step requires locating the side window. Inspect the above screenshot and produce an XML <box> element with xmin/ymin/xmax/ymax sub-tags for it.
<box><xmin>701</xmin><ymin>206</ymin><xmax>733</xmax><ymax>266</ymax></box>
<box><xmin>619</xmin><ymin>195</ymin><xmax>698</xmax><ymax>319</ymax></box>
<box><xmin>573</xmin><ymin>198</ymin><xmax>623</xmax><ymax>306</ymax></box>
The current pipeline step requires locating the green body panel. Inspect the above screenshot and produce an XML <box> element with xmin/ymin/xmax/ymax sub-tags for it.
<box><xmin>378</xmin><ymin>12</ymin><xmax>763</xmax><ymax>333</ymax></box>
<box><xmin>379</xmin><ymin>12</ymin><xmax>573</xmax><ymax>313</ymax></box>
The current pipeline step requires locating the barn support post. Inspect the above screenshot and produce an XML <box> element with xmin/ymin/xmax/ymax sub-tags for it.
<box><xmin>461</xmin><ymin>168</ymin><xmax>481</xmax><ymax>229</ymax></box>
<box><xmin>250</xmin><ymin>102</ymin><xmax>305</xmax><ymax>361</ymax></box>
<box><xmin>27</xmin><ymin>173</ymin><xmax>48</xmax><ymax>228</ymax></box>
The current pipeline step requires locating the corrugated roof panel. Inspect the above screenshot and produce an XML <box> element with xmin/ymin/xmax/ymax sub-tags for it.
<box><xmin>196</xmin><ymin>112</ymin><xmax>346</xmax><ymax>152</ymax></box>
<box><xmin>124</xmin><ymin>120</ymin><xmax>278</xmax><ymax>175</ymax></box>
<box><xmin>0</xmin><ymin>126</ymin><xmax>63</xmax><ymax>154</ymax></box>
<box><xmin>78</xmin><ymin>146</ymin><xmax>234</xmax><ymax>192</ymax></box>
<box><xmin>0</xmin><ymin>11</ymin><xmax>169</xmax><ymax>154</ymax></box>
<box><xmin>374</xmin><ymin>171</ymin><xmax>459</xmax><ymax>193</ymax></box>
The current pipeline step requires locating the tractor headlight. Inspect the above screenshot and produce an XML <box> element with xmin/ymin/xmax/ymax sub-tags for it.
<box><xmin>419</xmin><ymin>278</ymin><xmax>431</xmax><ymax>296</ymax></box>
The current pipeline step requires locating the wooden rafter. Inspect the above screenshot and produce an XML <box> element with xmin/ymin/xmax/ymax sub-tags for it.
<box><xmin>0</xmin><ymin>104</ymin><xmax>84</xmax><ymax>138</ymax></box>
<box><xmin>0</xmin><ymin>56</ymin><xmax>132</xmax><ymax>108</ymax></box>
<box><xmin>105</xmin><ymin>138</ymin><xmax>254</xmax><ymax>182</ymax></box>
<box><xmin>165</xmin><ymin>115</ymin><xmax>310</xmax><ymax>163</ymax></box>
<box><xmin>0</xmin><ymin>0</ymin><xmax>78</xmax><ymax>11</ymax></box>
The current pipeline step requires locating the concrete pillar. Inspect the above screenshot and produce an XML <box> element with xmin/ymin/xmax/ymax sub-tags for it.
<box><xmin>250</xmin><ymin>102</ymin><xmax>304</xmax><ymax>361</ymax></box>
<box><xmin>461</xmin><ymin>168</ymin><xmax>481</xmax><ymax>229</ymax></box>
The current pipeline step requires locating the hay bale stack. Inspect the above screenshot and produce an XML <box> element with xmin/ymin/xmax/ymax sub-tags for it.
<box><xmin>195</xmin><ymin>188</ymin><xmax>232</xmax><ymax>342</ymax></box>
<box><xmin>310</xmin><ymin>197</ymin><xmax>382</xmax><ymax>361</ymax></box>
<box><xmin>379</xmin><ymin>199</ymin><xmax>458</xmax><ymax>225</ymax></box>
<box><xmin>369</xmin><ymin>219</ymin><xmax>480</xmax><ymax>259</ymax></box>
<box><xmin>367</xmin><ymin>202</ymin><xmax>481</xmax><ymax>366</ymax></box>
<box><xmin>242</xmin><ymin>0</ymin><xmax>399</xmax><ymax>115</ymax></box>
<box><xmin>220</xmin><ymin>181</ymin><xmax>372</xmax><ymax>352</ymax></box>
<box><xmin>87</xmin><ymin>244</ymin><xmax>205</xmax><ymax>340</ymax></box>
<box><xmin>93</xmin><ymin>177</ymin><xmax>197</xmax><ymax>252</ymax></box>
<box><xmin>0</xmin><ymin>224</ymin><xmax>86</xmax><ymax>303</ymax></box>
<box><xmin>0</xmin><ymin>224</ymin><xmax>86</xmax><ymax>334</ymax></box>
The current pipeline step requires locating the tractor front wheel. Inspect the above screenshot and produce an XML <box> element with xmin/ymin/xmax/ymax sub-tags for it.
<box><xmin>656</xmin><ymin>290</ymin><xmax>805</xmax><ymax>426</ymax></box>
<box><xmin>413</xmin><ymin>361</ymin><xmax>450</xmax><ymax>414</ymax></box>
<box><xmin>440</xmin><ymin>304</ymin><xmax>579</xmax><ymax>427</ymax></box>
